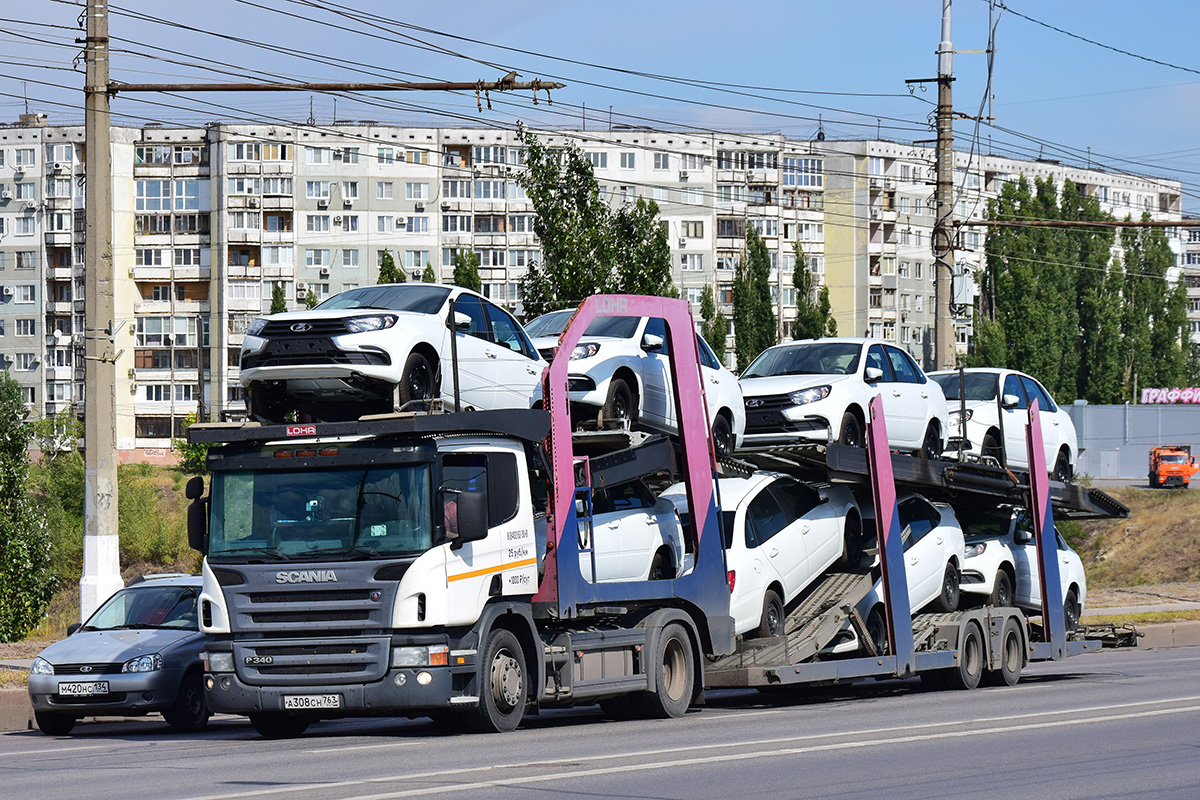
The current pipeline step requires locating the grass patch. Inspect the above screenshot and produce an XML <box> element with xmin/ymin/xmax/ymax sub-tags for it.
<box><xmin>0</xmin><ymin>671</ymin><xmax>28</xmax><ymax>689</ymax></box>
<box><xmin>1084</xmin><ymin>610</ymin><xmax>1200</xmax><ymax>626</ymax></box>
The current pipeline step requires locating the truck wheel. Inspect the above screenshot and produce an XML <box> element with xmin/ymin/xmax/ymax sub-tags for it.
<box><xmin>248</xmin><ymin>712</ymin><xmax>311</xmax><ymax>738</ymax></box>
<box><xmin>944</xmin><ymin>621</ymin><xmax>984</xmax><ymax>690</ymax></box>
<box><xmin>931</xmin><ymin>561</ymin><xmax>961</xmax><ymax>613</ymax></box>
<box><xmin>34</xmin><ymin>711</ymin><xmax>76</xmax><ymax>736</ymax></box>
<box><xmin>398</xmin><ymin>351</ymin><xmax>435</xmax><ymax>410</ymax></box>
<box><xmin>989</xmin><ymin>571</ymin><xmax>1013</xmax><ymax>608</ymax></box>
<box><xmin>468</xmin><ymin>628</ymin><xmax>526</xmax><ymax>733</ymax></box>
<box><xmin>163</xmin><ymin>671</ymin><xmax>209</xmax><ymax>732</ymax></box>
<box><xmin>986</xmin><ymin>617</ymin><xmax>1023</xmax><ymax>687</ymax></box>
<box><xmin>600</xmin><ymin>378</ymin><xmax>635</xmax><ymax>428</ymax></box>
<box><xmin>1064</xmin><ymin>589</ymin><xmax>1081</xmax><ymax>634</ymax></box>
<box><xmin>634</xmin><ymin>623</ymin><xmax>694</xmax><ymax>719</ymax></box>
<box><xmin>752</xmin><ymin>590</ymin><xmax>785</xmax><ymax>639</ymax></box>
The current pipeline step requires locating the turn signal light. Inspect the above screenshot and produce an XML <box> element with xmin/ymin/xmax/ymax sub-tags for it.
<box><xmin>727</xmin><ymin>570</ymin><xmax>736</xmax><ymax>593</ymax></box>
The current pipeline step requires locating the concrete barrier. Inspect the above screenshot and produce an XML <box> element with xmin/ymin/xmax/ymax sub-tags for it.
<box><xmin>1134</xmin><ymin>619</ymin><xmax>1200</xmax><ymax>650</ymax></box>
<box><xmin>0</xmin><ymin>689</ymin><xmax>32</xmax><ymax>733</ymax></box>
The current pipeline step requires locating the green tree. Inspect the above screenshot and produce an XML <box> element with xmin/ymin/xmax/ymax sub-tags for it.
<box><xmin>171</xmin><ymin>413</ymin><xmax>209</xmax><ymax>476</ymax></box>
<box><xmin>269</xmin><ymin>282</ymin><xmax>287</xmax><ymax>314</ymax></box>
<box><xmin>422</xmin><ymin>263</ymin><xmax>437</xmax><ymax>283</ymax></box>
<box><xmin>32</xmin><ymin>406</ymin><xmax>82</xmax><ymax>460</ymax></box>
<box><xmin>377</xmin><ymin>249</ymin><xmax>403</xmax><ymax>284</ymax></box>
<box><xmin>699</xmin><ymin>285</ymin><xmax>729</xmax><ymax>365</ymax></box>
<box><xmin>452</xmin><ymin>250</ymin><xmax>482</xmax><ymax>293</ymax></box>
<box><xmin>515</xmin><ymin>127</ymin><xmax>675</xmax><ymax>317</ymax></box>
<box><xmin>304</xmin><ymin>288</ymin><xmax>318</xmax><ymax>309</ymax></box>
<box><xmin>732</xmin><ymin>226</ymin><xmax>777</xmax><ymax>372</ymax></box>
<box><xmin>0</xmin><ymin>370</ymin><xmax>54</xmax><ymax>641</ymax></box>
<box><xmin>791</xmin><ymin>244</ymin><xmax>836</xmax><ymax>340</ymax></box>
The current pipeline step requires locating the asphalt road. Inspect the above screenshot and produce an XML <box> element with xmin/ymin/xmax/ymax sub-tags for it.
<box><xmin>5</xmin><ymin>646</ymin><xmax>1200</xmax><ymax>800</ymax></box>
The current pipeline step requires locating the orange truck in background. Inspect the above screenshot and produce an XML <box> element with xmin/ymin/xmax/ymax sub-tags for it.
<box><xmin>1148</xmin><ymin>445</ymin><xmax>1200</xmax><ymax>488</ymax></box>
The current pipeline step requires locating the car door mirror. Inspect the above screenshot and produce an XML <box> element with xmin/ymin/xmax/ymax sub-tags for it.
<box><xmin>67</xmin><ymin>622</ymin><xmax>81</xmax><ymax>636</ymax></box>
<box><xmin>1014</xmin><ymin>528</ymin><xmax>1032</xmax><ymax>544</ymax></box>
<box><xmin>864</xmin><ymin>366</ymin><xmax>883</xmax><ymax>383</ymax></box>
<box><xmin>448</xmin><ymin>311</ymin><xmax>471</xmax><ymax>331</ymax></box>
<box><xmin>1001</xmin><ymin>393</ymin><xmax>1021</xmax><ymax>409</ymax></box>
<box><xmin>641</xmin><ymin>333</ymin><xmax>664</xmax><ymax>352</ymax></box>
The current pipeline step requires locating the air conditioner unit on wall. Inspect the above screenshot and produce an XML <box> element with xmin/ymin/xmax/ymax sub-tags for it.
<box><xmin>2</xmin><ymin>286</ymin><xmax>12</xmax><ymax>297</ymax></box>
<box><xmin>319</xmin><ymin>267</ymin><xmax>330</xmax><ymax>277</ymax></box>
<box><xmin>248</xmin><ymin>198</ymin><xmax>259</xmax><ymax>208</ymax></box>
<box><xmin>414</xmin><ymin>200</ymin><xmax>426</xmax><ymax>211</ymax></box>
<box><xmin>0</xmin><ymin>191</ymin><xmax>11</xmax><ymax>201</ymax></box>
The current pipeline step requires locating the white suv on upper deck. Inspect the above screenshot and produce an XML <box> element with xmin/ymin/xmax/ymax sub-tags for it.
<box><xmin>739</xmin><ymin>338</ymin><xmax>949</xmax><ymax>456</ymax></box>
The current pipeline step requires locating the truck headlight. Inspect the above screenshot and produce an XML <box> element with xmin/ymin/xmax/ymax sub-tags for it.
<box><xmin>964</xmin><ymin>542</ymin><xmax>987</xmax><ymax>558</ymax></box>
<box><xmin>392</xmin><ymin>644</ymin><xmax>449</xmax><ymax>668</ymax></box>
<box><xmin>122</xmin><ymin>653</ymin><xmax>163</xmax><ymax>673</ymax></box>
<box><xmin>345</xmin><ymin>314</ymin><xmax>398</xmax><ymax>333</ymax></box>
<box><xmin>30</xmin><ymin>657</ymin><xmax>54</xmax><ymax>675</ymax></box>
<box><xmin>205</xmin><ymin>652</ymin><xmax>234</xmax><ymax>673</ymax></box>
<box><xmin>788</xmin><ymin>385</ymin><xmax>831</xmax><ymax>406</ymax></box>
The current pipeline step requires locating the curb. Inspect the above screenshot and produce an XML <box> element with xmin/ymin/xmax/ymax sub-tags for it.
<box><xmin>0</xmin><ymin>690</ymin><xmax>32</xmax><ymax>734</ymax></box>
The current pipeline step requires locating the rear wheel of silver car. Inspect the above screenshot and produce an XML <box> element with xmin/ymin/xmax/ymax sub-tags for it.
<box><xmin>921</xmin><ymin>422</ymin><xmax>942</xmax><ymax>460</ymax></box>
<box><xmin>600</xmin><ymin>378</ymin><xmax>635</xmax><ymax>428</ymax></box>
<box><xmin>164</xmin><ymin>671</ymin><xmax>209</xmax><ymax>732</ymax></box>
<box><xmin>34</xmin><ymin>711</ymin><xmax>76</xmax><ymax>736</ymax></box>
<box><xmin>711</xmin><ymin>414</ymin><xmax>734</xmax><ymax>458</ymax></box>
<box><xmin>249</xmin><ymin>712</ymin><xmax>311</xmax><ymax>738</ymax></box>
<box><xmin>932</xmin><ymin>561</ymin><xmax>961</xmax><ymax>613</ymax></box>
<box><xmin>753</xmin><ymin>589</ymin><xmax>785</xmax><ymax>639</ymax></box>
<box><xmin>399</xmin><ymin>351</ymin><xmax>436</xmax><ymax>410</ymax></box>
<box><xmin>839</xmin><ymin>412</ymin><xmax>863</xmax><ymax>448</ymax></box>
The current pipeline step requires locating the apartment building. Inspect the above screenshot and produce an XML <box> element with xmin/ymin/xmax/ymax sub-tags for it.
<box><xmin>0</xmin><ymin>114</ymin><xmax>1184</xmax><ymax>462</ymax></box>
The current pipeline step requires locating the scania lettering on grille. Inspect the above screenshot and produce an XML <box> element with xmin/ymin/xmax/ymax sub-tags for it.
<box><xmin>275</xmin><ymin>570</ymin><xmax>339</xmax><ymax>584</ymax></box>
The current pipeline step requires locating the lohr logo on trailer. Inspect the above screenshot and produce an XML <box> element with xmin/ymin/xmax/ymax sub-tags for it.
<box><xmin>275</xmin><ymin>570</ymin><xmax>339</xmax><ymax>584</ymax></box>
<box><xmin>285</xmin><ymin>424</ymin><xmax>318</xmax><ymax>437</ymax></box>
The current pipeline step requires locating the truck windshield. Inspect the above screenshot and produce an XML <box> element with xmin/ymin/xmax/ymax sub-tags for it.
<box><xmin>1161</xmin><ymin>454</ymin><xmax>1187</xmax><ymax>463</ymax></box>
<box><xmin>932</xmin><ymin>372</ymin><xmax>998</xmax><ymax>402</ymax></box>
<box><xmin>208</xmin><ymin>465</ymin><xmax>433</xmax><ymax>561</ymax></box>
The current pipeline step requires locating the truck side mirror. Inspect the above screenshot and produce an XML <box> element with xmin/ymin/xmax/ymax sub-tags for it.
<box><xmin>1001</xmin><ymin>393</ymin><xmax>1021</xmax><ymax>409</ymax></box>
<box><xmin>449</xmin><ymin>490</ymin><xmax>489</xmax><ymax>548</ymax></box>
<box><xmin>864</xmin><ymin>366</ymin><xmax>883</xmax><ymax>383</ymax></box>
<box><xmin>185</xmin><ymin>477</ymin><xmax>208</xmax><ymax>554</ymax></box>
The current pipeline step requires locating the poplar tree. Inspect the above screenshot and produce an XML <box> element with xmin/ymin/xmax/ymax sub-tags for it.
<box><xmin>732</xmin><ymin>226</ymin><xmax>776</xmax><ymax>372</ymax></box>
<box><xmin>452</xmin><ymin>250</ymin><xmax>482</xmax><ymax>293</ymax></box>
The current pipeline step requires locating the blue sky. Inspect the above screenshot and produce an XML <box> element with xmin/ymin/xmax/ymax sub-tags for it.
<box><xmin>5</xmin><ymin>1</ymin><xmax>1200</xmax><ymax>209</ymax></box>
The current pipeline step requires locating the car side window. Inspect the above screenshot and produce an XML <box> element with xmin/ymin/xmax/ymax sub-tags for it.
<box><xmin>898</xmin><ymin>498</ymin><xmax>937</xmax><ymax>549</ymax></box>
<box><xmin>485</xmin><ymin>302</ymin><xmax>537</xmax><ymax>360</ymax></box>
<box><xmin>698</xmin><ymin>336</ymin><xmax>720</xmax><ymax>370</ymax></box>
<box><xmin>769</xmin><ymin>478</ymin><xmax>823</xmax><ymax>520</ymax></box>
<box><xmin>1002</xmin><ymin>375</ymin><xmax>1028</xmax><ymax>409</ymax></box>
<box><xmin>452</xmin><ymin>294</ymin><xmax>491</xmax><ymax>342</ymax></box>
<box><xmin>885</xmin><ymin>346</ymin><xmax>921</xmax><ymax>384</ymax></box>
<box><xmin>1021</xmin><ymin>376</ymin><xmax>1056</xmax><ymax>413</ymax></box>
<box><xmin>866</xmin><ymin>345</ymin><xmax>893</xmax><ymax>382</ymax></box>
<box><xmin>601</xmin><ymin>482</ymin><xmax>654</xmax><ymax>512</ymax></box>
<box><xmin>746</xmin><ymin>488</ymin><xmax>788</xmax><ymax>547</ymax></box>
<box><xmin>643</xmin><ymin>317</ymin><xmax>672</xmax><ymax>357</ymax></box>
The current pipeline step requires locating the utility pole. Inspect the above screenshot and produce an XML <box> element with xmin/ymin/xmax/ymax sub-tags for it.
<box><xmin>933</xmin><ymin>0</ymin><xmax>957</xmax><ymax>370</ymax></box>
<box><xmin>81</xmin><ymin>0</ymin><xmax>122</xmax><ymax>620</ymax></box>
<box><xmin>195</xmin><ymin>313</ymin><xmax>206</xmax><ymax>423</ymax></box>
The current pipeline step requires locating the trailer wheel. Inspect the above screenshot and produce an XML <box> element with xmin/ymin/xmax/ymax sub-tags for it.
<box><xmin>752</xmin><ymin>590</ymin><xmax>785</xmax><ymax>639</ymax></box>
<box><xmin>1064</xmin><ymin>589</ymin><xmax>1081</xmax><ymax>634</ymax></box>
<box><xmin>249</xmin><ymin>712</ymin><xmax>311</xmax><ymax>738</ymax></box>
<box><xmin>986</xmin><ymin>617</ymin><xmax>1023</xmax><ymax>687</ymax></box>
<box><xmin>468</xmin><ymin>628</ymin><xmax>526</xmax><ymax>733</ymax></box>
<box><xmin>931</xmin><ymin>561</ymin><xmax>961</xmax><ymax>613</ymax></box>
<box><xmin>635</xmin><ymin>623</ymin><xmax>694</xmax><ymax>719</ymax></box>
<box><xmin>944</xmin><ymin>621</ymin><xmax>984</xmax><ymax>690</ymax></box>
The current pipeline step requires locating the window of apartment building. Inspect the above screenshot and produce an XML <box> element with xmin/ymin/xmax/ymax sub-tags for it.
<box><xmin>869</xmin><ymin>288</ymin><xmax>883</xmax><ymax>309</ymax></box>
<box><xmin>716</xmin><ymin>253</ymin><xmax>740</xmax><ymax>271</ymax></box>
<box><xmin>682</xmin><ymin>221</ymin><xmax>704</xmax><ymax>238</ymax></box>
<box><xmin>263</xmin><ymin>213</ymin><xmax>290</xmax><ymax>232</ymax></box>
<box><xmin>404</xmin><ymin>250</ymin><xmax>429</xmax><ymax>268</ymax></box>
<box><xmin>174</xmin><ymin>144</ymin><xmax>207</xmax><ymax>165</ymax></box>
<box><xmin>135</xmin><ymin>215</ymin><xmax>170</xmax><ymax>235</ymax></box>
<box><xmin>475</xmin><ymin>249</ymin><xmax>504</xmax><ymax>267</ymax></box>
<box><xmin>680</xmin><ymin>154</ymin><xmax>705</xmax><ymax>171</ymax></box>
<box><xmin>54</xmin><ymin>283</ymin><xmax>72</xmax><ymax>302</ymax></box>
<box><xmin>900</xmin><ymin>197</ymin><xmax>910</xmax><ymax>214</ymax></box>
<box><xmin>377</xmin><ymin>216</ymin><xmax>395</xmax><ymax>234</ymax></box>
<box><xmin>719</xmin><ymin>283</ymin><xmax>734</xmax><ymax>304</ymax></box>
<box><xmin>306</xmin><ymin>181</ymin><xmax>330</xmax><ymax>199</ymax></box>
<box><xmin>440</xmin><ymin>248</ymin><xmax>459</xmax><ymax>268</ymax></box>
<box><xmin>619</xmin><ymin>152</ymin><xmax>636</xmax><ymax>169</ymax></box>
<box><xmin>509</xmin><ymin>214</ymin><xmax>535</xmax><ymax>233</ymax></box>
<box><xmin>47</xmin><ymin>383</ymin><xmax>71</xmax><ymax>403</ymax></box>
<box><xmin>341</xmin><ymin>147</ymin><xmax>360</xmax><ymax>164</ymax></box>
<box><xmin>341</xmin><ymin>181</ymin><xmax>358</xmax><ymax>200</ymax></box>
<box><xmin>228</xmin><ymin>280</ymin><xmax>261</xmax><ymax>301</ymax></box>
<box><xmin>377</xmin><ymin>147</ymin><xmax>395</xmax><ymax>165</ymax></box>
<box><xmin>306</xmin><ymin>249</ymin><xmax>331</xmax><ymax>267</ymax></box>
<box><xmin>783</xmin><ymin>157</ymin><xmax>823</xmax><ymax>188</ymax></box>
<box><xmin>900</xmin><ymin>229</ymin><xmax>911</xmax><ymax>246</ymax></box>
<box><xmin>15</xmin><ymin>217</ymin><xmax>34</xmax><ymax>236</ymax></box>
<box><xmin>136</xmin><ymin>248</ymin><xmax>163</xmax><ymax>266</ymax></box>
<box><xmin>653</xmin><ymin>153</ymin><xmax>670</xmax><ymax>170</ymax></box>
<box><xmin>342</xmin><ymin>249</ymin><xmax>359</xmax><ymax>268</ymax></box>
<box><xmin>750</xmin><ymin>218</ymin><xmax>778</xmax><ymax>237</ymax></box>
<box><xmin>15</xmin><ymin>353</ymin><xmax>36</xmax><ymax>371</ymax></box>
<box><xmin>685</xmin><ymin>287</ymin><xmax>703</xmax><ymax>306</ymax></box>
<box><xmin>228</xmin><ymin>211</ymin><xmax>260</xmax><ymax>229</ymax></box>
<box><xmin>135</xmin><ymin>417</ymin><xmax>171</xmax><ymax>438</ymax></box>
<box><xmin>681</xmin><ymin>187</ymin><xmax>703</xmax><ymax>205</ymax></box>
<box><xmin>900</xmin><ymin>293</ymin><xmax>910</xmax><ymax>311</ymax></box>
<box><xmin>15</xmin><ymin>183</ymin><xmax>34</xmax><ymax>201</ymax></box>
<box><xmin>16</xmin><ymin>285</ymin><xmax>33</xmax><ymax>304</ymax></box>
<box><xmin>473</xmin><ymin>180</ymin><xmax>504</xmax><ymax>199</ymax></box>
<box><xmin>474</xmin><ymin>145</ymin><xmax>506</xmax><ymax>164</ymax></box>
<box><xmin>914</xmin><ymin>262</ymin><xmax>924</xmax><ymax>280</ymax></box>
<box><xmin>651</xmin><ymin>187</ymin><xmax>670</xmax><ymax>204</ymax></box>
<box><xmin>135</xmin><ymin>145</ymin><xmax>171</xmax><ymax>165</ymax></box>
<box><xmin>407</xmin><ymin>216</ymin><xmax>429</xmax><ymax>234</ymax></box>
<box><xmin>47</xmin><ymin>178</ymin><xmax>72</xmax><ymax>198</ymax></box>
<box><xmin>147</xmin><ymin>284</ymin><xmax>170</xmax><ymax>302</ymax></box>
<box><xmin>474</xmin><ymin>214</ymin><xmax>505</xmax><ymax>234</ymax></box>
<box><xmin>15</xmin><ymin>319</ymin><xmax>35</xmax><ymax>337</ymax></box>
<box><xmin>14</xmin><ymin>251</ymin><xmax>34</xmax><ymax>270</ymax></box>
<box><xmin>509</xmin><ymin>250</ymin><xmax>537</xmax><ymax>268</ymax></box>
<box><xmin>510</xmin><ymin>181</ymin><xmax>529</xmax><ymax>201</ymax></box>
<box><xmin>307</xmin><ymin>214</ymin><xmax>331</xmax><ymax>232</ymax></box>
<box><xmin>262</xmin><ymin>177</ymin><xmax>293</xmax><ymax>195</ymax></box>
<box><xmin>15</xmin><ymin>148</ymin><xmax>35</xmax><ymax>167</ymax></box>
<box><xmin>227</xmin><ymin>177</ymin><xmax>260</xmax><ymax>196</ymax></box>
<box><xmin>882</xmin><ymin>321</ymin><xmax>895</xmax><ymax>341</ymax></box>
<box><xmin>229</xmin><ymin>142</ymin><xmax>260</xmax><ymax>161</ymax></box>
<box><xmin>136</xmin><ymin>180</ymin><xmax>169</xmax><ymax>211</ymax></box>
<box><xmin>915</xmin><ymin>295</ymin><xmax>924</xmax><ymax>312</ymax></box>
<box><xmin>881</xmin><ymin>256</ymin><xmax>895</xmax><ymax>276</ymax></box>
<box><xmin>263</xmin><ymin>246</ymin><xmax>293</xmax><ymax>266</ymax></box>
<box><xmin>405</xmin><ymin>182</ymin><xmax>430</xmax><ymax>200</ymax></box>
<box><xmin>898</xmin><ymin>261</ymin><xmax>910</xmax><ymax>278</ymax></box>
<box><xmin>716</xmin><ymin>184</ymin><xmax>746</xmax><ymax>203</ymax></box>
<box><xmin>342</xmin><ymin>215</ymin><xmax>359</xmax><ymax>232</ymax></box>
<box><xmin>681</xmin><ymin>254</ymin><xmax>704</xmax><ymax>271</ymax></box>
<box><xmin>1185</xmin><ymin>253</ymin><xmax>1200</xmax><ymax>266</ymax></box>
<box><xmin>797</xmin><ymin>223</ymin><xmax>823</xmax><ymax>242</ymax></box>
<box><xmin>305</xmin><ymin>146</ymin><xmax>330</xmax><ymax>165</ymax></box>
<box><xmin>585</xmin><ymin>152</ymin><xmax>607</xmax><ymax>169</ymax></box>
<box><xmin>443</xmin><ymin>214</ymin><xmax>472</xmax><ymax>233</ymax></box>
<box><xmin>261</xmin><ymin>143</ymin><xmax>290</xmax><ymax>161</ymax></box>
<box><xmin>809</xmin><ymin>256</ymin><xmax>825</xmax><ymax>276</ymax></box>
<box><xmin>1189</xmin><ymin>229</ymin><xmax>1200</xmax><ymax>243</ymax></box>
<box><xmin>443</xmin><ymin>179</ymin><xmax>471</xmax><ymax>198</ymax></box>
<box><xmin>403</xmin><ymin>149</ymin><xmax>429</xmax><ymax>165</ymax></box>
<box><xmin>717</xmin><ymin>218</ymin><xmax>745</xmax><ymax>238</ymax></box>
<box><xmin>868</xmin><ymin>157</ymin><xmax>885</xmax><ymax>176</ymax></box>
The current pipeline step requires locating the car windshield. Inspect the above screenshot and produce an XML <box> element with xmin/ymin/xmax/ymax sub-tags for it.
<box><xmin>582</xmin><ymin>316</ymin><xmax>642</xmax><ymax>339</ymax></box>
<box><xmin>524</xmin><ymin>310</ymin><xmax>575</xmax><ymax>338</ymax></box>
<box><xmin>316</xmin><ymin>284</ymin><xmax>452</xmax><ymax>314</ymax></box>
<box><xmin>83</xmin><ymin>585</ymin><xmax>199</xmax><ymax>631</ymax></box>
<box><xmin>743</xmin><ymin>341</ymin><xmax>862</xmax><ymax>378</ymax></box>
<box><xmin>208</xmin><ymin>464</ymin><xmax>434</xmax><ymax>561</ymax></box>
<box><xmin>933</xmin><ymin>372</ymin><xmax>999</xmax><ymax>402</ymax></box>
<box><xmin>956</xmin><ymin>506</ymin><xmax>1012</xmax><ymax>539</ymax></box>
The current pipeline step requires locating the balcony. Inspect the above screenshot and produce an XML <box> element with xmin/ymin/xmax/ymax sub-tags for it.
<box><xmin>50</xmin><ymin>266</ymin><xmax>73</xmax><ymax>281</ymax></box>
<box><xmin>227</xmin><ymin>228</ymin><xmax>262</xmax><ymax>244</ymax></box>
<box><xmin>261</xmin><ymin>195</ymin><xmax>294</xmax><ymax>210</ymax></box>
<box><xmin>130</xmin><ymin>265</ymin><xmax>172</xmax><ymax>282</ymax></box>
<box><xmin>48</xmin><ymin>301</ymin><xmax>73</xmax><ymax>316</ymax></box>
<box><xmin>44</xmin><ymin>231</ymin><xmax>73</xmax><ymax>247</ymax></box>
<box><xmin>261</xmin><ymin>229</ymin><xmax>294</xmax><ymax>245</ymax></box>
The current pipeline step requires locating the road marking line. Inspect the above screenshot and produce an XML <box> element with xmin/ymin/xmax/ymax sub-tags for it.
<box><xmin>0</xmin><ymin>744</ymin><xmax>107</xmax><ymax>757</ymax></box>
<box><xmin>176</xmin><ymin>700</ymin><xmax>1200</xmax><ymax>800</ymax></box>
<box><xmin>304</xmin><ymin>742</ymin><xmax>419</xmax><ymax>754</ymax></box>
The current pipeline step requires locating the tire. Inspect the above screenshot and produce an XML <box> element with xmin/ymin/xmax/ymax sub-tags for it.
<box><xmin>944</xmin><ymin>621</ymin><xmax>985</xmax><ymax>690</ymax></box>
<box><xmin>839</xmin><ymin>411</ymin><xmax>863</xmax><ymax>448</ymax></box>
<box><xmin>711</xmin><ymin>414</ymin><xmax>734</xmax><ymax>458</ymax></box>
<box><xmin>34</xmin><ymin>711</ymin><xmax>76</xmax><ymax>736</ymax></box>
<box><xmin>467</xmin><ymin>628</ymin><xmax>526</xmax><ymax>733</ymax></box>
<box><xmin>163</xmin><ymin>671</ymin><xmax>209</xmax><ymax>732</ymax></box>
<box><xmin>632</xmin><ymin>623</ymin><xmax>694</xmax><ymax>719</ymax></box>
<box><xmin>752</xmin><ymin>590</ymin><xmax>785</xmax><ymax>639</ymax></box>
<box><xmin>931</xmin><ymin>560</ymin><xmax>961</xmax><ymax>613</ymax></box>
<box><xmin>1053</xmin><ymin>450</ymin><xmax>1073</xmax><ymax>483</ymax></box>
<box><xmin>865</xmin><ymin>605</ymin><xmax>889</xmax><ymax>657</ymax></box>
<box><xmin>986</xmin><ymin>617</ymin><xmax>1023</xmax><ymax>687</ymax></box>
<box><xmin>1064</xmin><ymin>588</ymin><xmax>1081</xmax><ymax>634</ymax></box>
<box><xmin>840</xmin><ymin>513</ymin><xmax>863</xmax><ymax>567</ymax></box>
<box><xmin>989</xmin><ymin>570</ymin><xmax>1014</xmax><ymax>609</ymax></box>
<box><xmin>920</xmin><ymin>422</ymin><xmax>942</xmax><ymax>460</ymax></box>
<box><xmin>248</xmin><ymin>712</ymin><xmax>310</xmax><ymax>739</ymax></box>
<box><xmin>981</xmin><ymin>432</ymin><xmax>1005</xmax><ymax>467</ymax></box>
<box><xmin>649</xmin><ymin>549</ymin><xmax>675</xmax><ymax>581</ymax></box>
<box><xmin>398</xmin><ymin>350</ymin><xmax>436</xmax><ymax>410</ymax></box>
<box><xmin>600</xmin><ymin>378</ymin><xmax>635</xmax><ymax>428</ymax></box>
